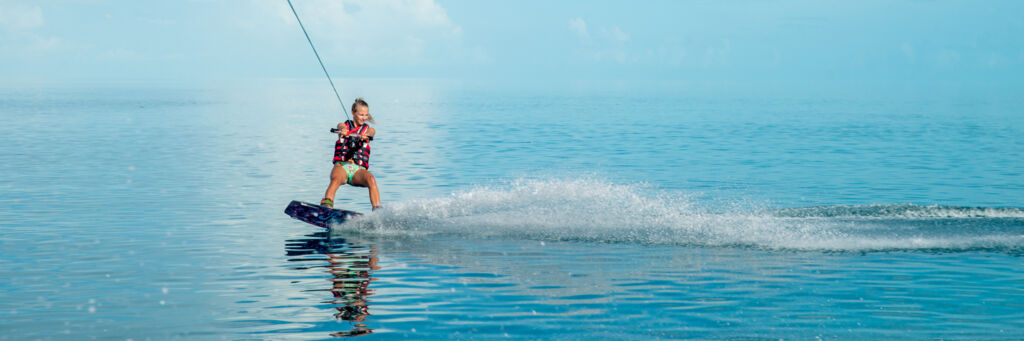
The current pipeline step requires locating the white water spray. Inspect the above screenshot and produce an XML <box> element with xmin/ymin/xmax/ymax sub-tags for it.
<box><xmin>337</xmin><ymin>178</ymin><xmax>1024</xmax><ymax>251</ymax></box>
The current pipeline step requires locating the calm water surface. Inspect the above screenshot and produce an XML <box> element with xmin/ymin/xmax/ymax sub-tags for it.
<box><xmin>1</xmin><ymin>80</ymin><xmax>1022</xmax><ymax>340</ymax></box>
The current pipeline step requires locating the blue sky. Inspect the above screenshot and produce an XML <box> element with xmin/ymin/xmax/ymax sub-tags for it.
<box><xmin>1</xmin><ymin>0</ymin><xmax>1022</xmax><ymax>85</ymax></box>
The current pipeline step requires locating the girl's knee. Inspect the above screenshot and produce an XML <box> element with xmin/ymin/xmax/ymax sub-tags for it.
<box><xmin>354</xmin><ymin>172</ymin><xmax>376</xmax><ymax>188</ymax></box>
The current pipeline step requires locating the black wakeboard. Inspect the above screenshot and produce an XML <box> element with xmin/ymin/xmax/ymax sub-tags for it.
<box><xmin>284</xmin><ymin>200</ymin><xmax>362</xmax><ymax>228</ymax></box>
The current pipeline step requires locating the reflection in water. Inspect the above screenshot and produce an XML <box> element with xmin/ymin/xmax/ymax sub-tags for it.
<box><xmin>285</xmin><ymin>232</ymin><xmax>379</xmax><ymax>337</ymax></box>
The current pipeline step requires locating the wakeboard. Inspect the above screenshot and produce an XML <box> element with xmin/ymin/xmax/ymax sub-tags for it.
<box><xmin>284</xmin><ymin>200</ymin><xmax>362</xmax><ymax>228</ymax></box>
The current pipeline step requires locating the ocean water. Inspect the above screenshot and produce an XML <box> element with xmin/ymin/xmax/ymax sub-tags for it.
<box><xmin>1</xmin><ymin>79</ymin><xmax>1022</xmax><ymax>340</ymax></box>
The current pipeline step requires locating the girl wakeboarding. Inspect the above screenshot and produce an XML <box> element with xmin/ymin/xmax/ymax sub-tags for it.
<box><xmin>321</xmin><ymin>98</ymin><xmax>381</xmax><ymax>210</ymax></box>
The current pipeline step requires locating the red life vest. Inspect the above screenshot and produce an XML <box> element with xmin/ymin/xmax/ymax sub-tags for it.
<box><xmin>332</xmin><ymin>120</ymin><xmax>371</xmax><ymax>169</ymax></box>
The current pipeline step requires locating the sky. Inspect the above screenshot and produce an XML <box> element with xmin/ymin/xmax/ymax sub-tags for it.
<box><xmin>1</xmin><ymin>0</ymin><xmax>1023</xmax><ymax>86</ymax></box>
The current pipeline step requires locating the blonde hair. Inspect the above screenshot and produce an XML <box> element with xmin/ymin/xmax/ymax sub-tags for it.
<box><xmin>351</xmin><ymin>97</ymin><xmax>375</xmax><ymax>124</ymax></box>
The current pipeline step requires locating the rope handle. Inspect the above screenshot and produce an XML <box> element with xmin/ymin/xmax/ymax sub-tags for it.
<box><xmin>331</xmin><ymin>128</ymin><xmax>374</xmax><ymax>141</ymax></box>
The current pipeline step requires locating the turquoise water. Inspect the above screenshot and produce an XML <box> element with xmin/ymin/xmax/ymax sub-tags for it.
<box><xmin>1</xmin><ymin>80</ymin><xmax>1023</xmax><ymax>339</ymax></box>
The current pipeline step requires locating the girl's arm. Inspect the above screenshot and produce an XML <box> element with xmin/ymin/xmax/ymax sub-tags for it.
<box><xmin>359</xmin><ymin>127</ymin><xmax>375</xmax><ymax>141</ymax></box>
<box><xmin>336</xmin><ymin>122</ymin><xmax>348</xmax><ymax>138</ymax></box>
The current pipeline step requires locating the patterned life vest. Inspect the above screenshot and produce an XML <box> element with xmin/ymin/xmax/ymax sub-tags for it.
<box><xmin>332</xmin><ymin>120</ymin><xmax>371</xmax><ymax>169</ymax></box>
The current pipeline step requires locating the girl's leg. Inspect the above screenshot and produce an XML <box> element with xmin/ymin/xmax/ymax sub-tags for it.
<box><xmin>349</xmin><ymin>169</ymin><xmax>381</xmax><ymax>209</ymax></box>
<box><xmin>323</xmin><ymin>164</ymin><xmax>348</xmax><ymax>205</ymax></box>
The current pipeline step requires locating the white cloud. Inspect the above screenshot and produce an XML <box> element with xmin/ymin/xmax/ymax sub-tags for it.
<box><xmin>570</xmin><ymin>18</ymin><xmax>629</xmax><ymax>45</ymax></box>
<box><xmin>601</xmin><ymin>26</ymin><xmax>629</xmax><ymax>44</ymax></box>
<box><xmin>0</xmin><ymin>2</ymin><xmax>44</xmax><ymax>30</ymax></box>
<box><xmin>569</xmin><ymin>18</ymin><xmax>632</xmax><ymax>64</ymax></box>
<box><xmin>259</xmin><ymin>0</ymin><xmax>469</xmax><ymax>66</ymax></box>
<box><xmin>104</xmin><ymin>47</ymin><xmax>142</xmax><ymax>61</ymax></box>
<box><xmin>569</xmin><ymin>17</ymin><xmax>588</xmax><ymax>39</ymax></box>
<box><xmin>27</xmin><ymin>35</ymin><xmax>61</xmax><ymax>51</ymax></box>
<box><xmin>0</xmin><ymin>2</ymin><xmax>62</xmax><ymax>55</ymax></box>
